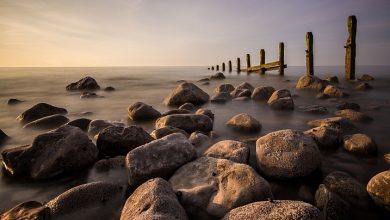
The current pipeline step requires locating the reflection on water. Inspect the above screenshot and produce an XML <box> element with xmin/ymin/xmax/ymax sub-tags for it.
<box><xmin>0</xmin><ymin>66</ymin><xmax>389</xmax><ymax>218</ymax></box>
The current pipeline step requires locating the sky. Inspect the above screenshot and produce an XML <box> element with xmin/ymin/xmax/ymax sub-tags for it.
<box><xmin>0</xmin><ymin>0</ymin><xmax>389</xmax><ymax>67</ymax></box>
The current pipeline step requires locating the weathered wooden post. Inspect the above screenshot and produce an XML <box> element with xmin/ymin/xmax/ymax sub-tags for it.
<box><xmin>345</xmin><ymin>15</ymin><xmax>357</xmax><ymax>80</ymax></box>
<box><xmin>279</xmin><ymin>42</ymin><xmax>285</xmax><ymax>75</ymax></box>
<box><xmin>237</xmin><ymin>57</ymin><xmax>241</xmax><ymax>72</ymax></box>
<box><xmin>216</xmin><ymin>65</ymin><xmax>219</xmax><ymax>71</ymax></box>
<box><xmin>228</xmin><ymin>60</ymin><xmax>232</xmax><ymax>72</ymax></box>
<box><xmin>246</xmin><ymin>54</ymin><xmax>251</xmax><ymax>69</ymax></box>
<box><xmin>260</xmin><ymin>49</ymin><xmax>265</xmax><ymax>74</ymax></box>
<box><xmin>211</xmin><ymin>66</ymin><xmax>214</xmax><ymax>71</ymax></box>
<box><xmin>305</xmin><ymin>32</ymin><xmax>314</xmax><ymax>75</ymax></box>
<box><xmin>222</xmin><ymin>62</ymin><xmax>225</xmax><ymax>71</ymax></box>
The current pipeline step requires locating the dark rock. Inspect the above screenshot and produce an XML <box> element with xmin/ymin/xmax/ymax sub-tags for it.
<box><xmin>358</xmin><ymin>74</ymin><xmax>375</xmax><ymax>81</ymax></box>
<box><xmin>161</xmin><ymin>109</ymin><xmax>191</xmax><ymax>117</ymax></box>
<box><xmin>150</xmin><ymin>126</ymin><xmax>189</xmax><ymax>139</ymax></box>
<box><xmin>297</xmin><ymin>105</ymin><xmax>328</xmax><ymax>114</ymax></box>
<box><xmin>93</xmin><ymin>156</ymin><xmax>125</xmax><ymax>173</ymax></box>
<box><xmin>335</xmin><ymin>109</ymin><xmax>372</xmax><ymax>122</ymax></box>
<box><xmin>304</xmin><ymin>125</ymin><xmax>341</xmax><ymax>149</ymax></box>
<box><xmin>234</xmin><ymin>82</ymin><xmax>254</xmax><ymax>92</ymax></box>
<box><xmin>178</xmin><ymin>102</ymin><xmax>196</xmax><ymax>111</ymax></box>
<box><xmin>66</xmin><ymin>118</ymin><xmax>91</xmax><ymax>131</ymax></box>
<box><xmin>198</xmin><ymin>77</ymin><xmax>210</xmax><ymax>82</ymax></box>
<box><xmin>251</xmin><ymin>86</ymin><xmax>275</xmax><ymax>101</ymax></box>
<box><xmin>316</xmin><ymin>93</ymin><xmax>330</xmax><ymax>100</ymax></box>
<box><xmin>104</xmin><ymin>86</ymin><xmax>115</xmax><ymax>91</ymax></box>
<box><xmin>296</xmin><ymin>75</ymin><xmax>327</xmax><ymax>91</ymax></box>
<box><xmin>120</xmin><ymin>178</ymin><xmax>188</xmax><ymax>220</ymax></box>
<box><xmin>155</xmin><ymin>114</ymin><xmax>213</xmax><ymax>134</ymax></box>
<box><xmin>163</xmin><ymin>82</ymin><xmax>209</xmax><ymax>106</ymax></box>
<box><xmin>0</xmin><ymin>201</ymin><xmax>50</xmax><ymax>220</ymax></box>
<box><xmin>201</xmin><ymin>82</ymin><xmax>210</xmax><ymax>85</ymax></box>
<box><xmin>323</xmin><ymin>85</ymin><xmax>347</xmax><ymax>97</ymax></box>
<box><xmin>204</xmin><ymin>140</ymin><xmax>249</xmax><ymax>164</ymax></box>
<box><xmin>214</xmin><ymin>84</ymin><xmax>235</xmax><ymax>94</ymax></box>
<box><xmin>226</xmin><ymin>113</ymin><xmax>261</xmax><ymax>133</ymax></box>
<box><xmin>17</xmin><ymin>103</ymin><xmax>67</xmax><ymax>124</ymax></box>
<box><xmin>307</xmin><ymin>117</ymin><xmax>355</xmax><ymax>132</ymax></box>
<box><xmin>80</xmin><ymin>92</ymin><xmax>102</xmax><ymax>99</ymax></box>
<box><xmin>127</xmin><ymin>102</ymin><xmax>161</xmax><ymax>121</ymax></box>
<box><xmin>97</xmin><ymin>125</ymin><xmax>154</xmax><ymax>157</ymax></box>
<box><xmin>337</xmin><ymin>102</ymin><xmax>360</xmax><ymax>111</ymax></box>
<box><xmin>125</xmin><ymin>133</ymin><xmax>196</xmax><ymax>187</ymax></box>
<box><xmin>88</xmin><ymin>120</ymin><xmax>124</xmax><ymax>136</ymax></box>
<box><xmin>315</xmin><ymin>184</ymin><xmax>350</xmax><ymax>220</ymax></box>
<box><xmin>236</xmin><ymin>89</ymin><xmax>252</xmax><ymax>98</ymax></box>
<box><xmin>343</xmin><ymin>133</ymin><xmax>377</xmax><ymax>155</ymax></box>
<box><xmin>210</xmin><ymin>92</ymin><xmax>232</xmax><ymax>103</ymax></box>
<box><xmin>23</xmin><ymin>114</ymin><xmax>69</xmax><ymax>130</ymax></box>
<box><xmin>0</xmin><ymin>129</ymin><xmax>9</xmax><ymax>146</ymax></box>
<box><xmin>267</xmin><ymin>89</ymin><xmax>294</xmax><ymax>110</ymax></box>
<box><xmin>355</xmin><ymin>82</ymin><xmax>373</xmax><ymax>90</ymax></box>
<box><xmin>195</xmin><ymin>108</ymin><xmax>214</xmax><ymax>121</ymax></box>
<box><xmin>210</xmin><ymin>72</ymin><xmax>226</xmax><ymax>80</ymax></box>
<box><xmin>7</xmin><ymin>98</ymin><xmax>22</xmax><ymax>105</ymax></box>
<box><xmin>89</xmin><ymin>156</ymin><xmax>127</xmax><ymax>185</ymax></box>
<box><xmin>325</xmin><ymin>76</ymin><xmax>339</xmax><ymax>84</ymax></box>
<box><xmin>367</xmin><ymin>171</ymin><xmax>390</xmax><ymax>211</ymax></box>
<box><xmin>66</xmin><ymin>76</ymin><xmax>101</xmax><ymax>91</ymax></box>
<box><xmin>384</xmin><ymin>154</ymin><xmax>390</xmax><ymax>165</ymax></box>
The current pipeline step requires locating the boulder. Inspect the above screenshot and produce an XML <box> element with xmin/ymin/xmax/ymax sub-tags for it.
<box><xmin>214</xmin><ymin>84</ymin><xmax>235</xmax><ymax>94</ymax></box>
<box><xmin>2</xmin><ymin>125</ymin><xmax>98</xmax><ymax>179</ymax></box>
<box><xmin>163</xmin><ymin>82</ymin><xmax>209</xmax><ymax>106</ymax></box>
<box><xmin>226</xmin><ymin>113</ymin><xmax>261</xmax><ymax>132</ymax></box>
<box><xmin>335</xmin><ymin>109</ymin><xmax>372</xmax><ymax>122</ymax></box>
<box><xmin>267</xmin><ymin>89</ymin><xmax>294</xmax><ymax>110</ymax></box>
<box><xmin>210</xmin><ymin>92</ymin><xmax>232</xmax><ymax>103</ymax></box>
<box><xmin>97</xmin><ymin>125</ymin><xmax>154</xmax><ymax>157</ymax></box>
<box><xmin>237</xmin><ymin>89</ymin><xmax>252</xmax><ymax>98</ymax></box>
<box><xmin>150</xmin><ymin>126</ymin><xmax>189</xmax><ymax>139</ymax></box>
<box><xmin>195</xmin><ymin>108</ymin><xmax>214</xmax><ymax>121</ymax></box>
<box><xmin>0</xmin><ymin>129</ymin><xmax>9</xmax><ymax>145</ymax></box>
<box><xmin>343</xmin><ymin>133</ymin><xmax>377</xmax><ymax>155</ymax></box>
<box><xmin>358</xmin><ymin>74</ymin><xmax>375</xmax><ymax>81</ymax></box>
<box><xmin>66</xmin><ymin>76</ymin><xmax>101</xmax><ymax>91</ymax></box>
<box><xmin>169</xmin><ymin>157</ymin><xmax>273</xmax><ymax>219</ymax></box>
<box><xmin>17</xmin><ymin>103</ymin><xmax>67</xmax><ymax>124</ymax></box>
<box><xmin>366</xmin><ymin>170</ymin><xmax>390</xmax><ymax>211</ymax></box>
<box><xmin>297</xmin><ymin>105</ymin><xmax>328</xmax><ymax>114</ymax></box>
<box><xmin>221</xmin><ymin>200</ymin><xmax>321</xmax><ymax>220</ymax></box>
<box><xmin>46</xmin><ymin>181</ymin><xmax>125</xmax><ymax>220</ymax></box>
<box><xmin>155</xmin><ymin>114</ymin><xmax>213</xmax><ymax>134</ymax></box>
<box><xmin>337</xmin><ymin>102</ymin><xmax>360</xmax><ymax>111</ymax></box>
<box><xmin>7</xmin><ymin>98</ymin><xmax>22</xmax><ymax>105</ymax></box>
<box><xmin>251</xmin><ymin>86</ymin><xmax>275</xmax><ymax>101</ymax></box>
<box><xmin>210</xmin><ymin>72</ymin><xmax>225</xmax><ymax>80</ymax></box>
<box><xmin>315</xmin><ymin>184</ymin><xmax>350</xmax><ymax>220</ymax></box>
<box><xmin>104</xmin><ymin>86</ymin><xmax>115</xmax><ymax>91</ymax></box>
<box><xmin>23</xmin><ymin>114</ymin><xmax>69</xmax><ymax>130</ymax></box>
<box><xmin>189</xmin><ymin>132</ymin><xmax>212</xmax><ymax>156</ymax></box>
<box><xmin>161</xmin><ymin>109</ymin><xmax>191</xmax><ymax>117</ymax></box>
<box><xmin>256</xmin><ymin>129</ymin><xmax>321</xmax><ymax>178</ymax></box>
<box><xmin>355</xmin><ymin>82</ymin><xmax>373</xmax><ymax>90</ymax></box>
<box><xmin>323</xmin><ymin>85</ymin><xmax>347</xmax><ymax>97</ymax></box>
<box><xmin>179</xmin><ymin>103</ymin><xmax>196</xmax><ymax>111</ymax></box>
<box><xmin>80</xmin><ymin>92</ymin><xmax>102</xmax><ymax>99</ymax></box>
<box><xmin>325</xmin><ymin>76</ymin><xmax>339</xmax><ymax>84</ymax></box>
<box><xmin>304</xmin><ymin>125</ymin><xmax>341</xmax><ymax>149</ymax></box>
<box><xmin>307</xmin><ymin>117</ymin><xmax>355</xmax><ymax>132</ymax></box>
<box><xmin>296</xmin><ymin>75</ymin><xmax>327</xmax><ymax>91</ymax></box>
<box><xmin>234</xmin><ymin>82</ymin><xmax>254</xmax><ymax>92</ymax></box>
<box><xmin>0</xmin><ymin>201</ymin><xmax>50</xmax><ymax>220</ymax></box>
<box><xmin>120</xmin><ymin>178</ymin><xmax>188</xmax><ymax>220</ymax></box>
<box><xmin>127</xmin><ymin>102</ymin><xmax>161</xmax><ymax>121</ymax></box>
<box><xmin>66</xmin><ymin>118</ymin><xmax>91</xmax><ymax>131</ymax></box>
<box><xmin>88</xmin><ymin>120</ymin><xmax>124</xmax><ymax>136</ymax></box>
<box><xmin>125</xmin><ymin>133</ymin><xmax>196</xmax><ymax>187</ymax></box>
<box><xmin>204</xmin><ymin>140</ymin><xmax>249</xmax><ymax>164</ymax></box>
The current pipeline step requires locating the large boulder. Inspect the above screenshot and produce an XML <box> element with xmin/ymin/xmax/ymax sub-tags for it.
<box><xmin>163</xmin><ymin>83</ymin><xmax>209</xmax><ymax>106</ymax></box>
<box><xmin>256</xmin><ymin>129</ymin><xmax>321</xmax><ymax>178</ymax></box>
<box><xmin>169</xmin><ymin>157</ymin><xmax>273</xmax><ymax>219</ymax></box>
<box><xmin>366</xmin><ymin>171</ymin><xmax>390</xmax><ymax>211</ymax></box>
<box><xmin>17</xmin><ymin>103</ymin><xmax>67</xmax><ymax>124</ymax></box>
<box><xmin>214</xmin><ymin>84</ymin><xmax>235</xmax><ymax>94</ymax></box>
<box><xmin>150</xmin><ymin>126</ymin><xmax>189</xmax><ymax>139</ymax></box>
<box><xmin>155</xmin><ymin>114</ymin><xmax>213</xmax><ymax>134</ymax></box>
<box><xmin>267</xmin><ymin>89</ymin><xmax>294</xmax><ymax>110</ymax></box>
<box><xmin>210</xmin><ymin>92</ymin><xmax>232</xmax><ymax>103</ymax></box>
<box><xmin>304</xmin><ymin>125</ymin><xmax>341</xmax><ymax>149</ymax></box>
<box><xmin>226</xmin><ymin>113</ymin><xmax>261</xmax><ymax>132</ymax></box>
<box><xmin>127</xmin><ymin>102</ymin><xmax>161</xmax><ymax>121</ymax></box>
<box><xmin>315</xmin><ymin>184</ymin><xmax>350</xmax><ymax>220</ymax></box>
<box><xmin>125</xmin><ymin>133</ymin><xmax>196</xmax><ymax>187</ymax></box>
<box><xmin>46</xmin><ymin>181</ymin><xmax>125</xmax><ymax>220</ymax></box>
<box><xmin>221</xmin><ymin>200</ymin><xmax>321</xmax><ymax>220</ymax></box>
<box><xmin>0</xmin><ymin>201</ymin><xmax>50</xmax><ymax>220</ymax></box>
<box><xmin>66</xmin><ymin>118</ymin><xmax>91</xmax><ymax>132</ymax></box>
<box><xmin>120</xmin><ymin>178</ymin><xmax>188</xmax><ymax>220</ymax></box>
<box><xmin>23</xmin><ymin>114</ymin><xmax>69</xmax><ymax>130</ymax></box>
<box><xmin>210</xmin><ymin>72</ymin><xmax>225</xmax><ymax>80</ymax></box>
<box><xmin>343</xmin><ymin>133</ymin><xmax>377</xmax><ymax>155</ymax></box>
<box><xmin>296</xmin><ymin>75</ymin><xmax>327</xmax><ymax>91</ymax></box>
<box><xmin>88</xmin><ymin>120</ymin><xmax>124</xmax><ymax>136</ymax></box>
<box><xmin>251</xmin><ymin>86</ymin><xmax>275</xmax><ymax>101</ymax></box>
<box><xmin>66</xmin><ymin>76</ymin><xmax>101</xmax><ymax>91</ymax></box>
<box><xmin>335</xmin><ymin>109</ymin><xmax>372</xmax><ymax>122</ymax></box>
<box><xmin>323</xmin><ymin>85</ymin><xmax>347</xmax><ymax>97</ymax></box>
<box><xmin>234</xmin><ymin>82</ymin><xmax>254</xmax><ymax>92</ymax></box>
<box><xmin>1</xmin><ymin>125</ymin><xmax>98</xmax><ymax>179</ymax></box>
<box><xmin>96</xmin><ymin>125</ymin><xmax>154</xmax><ymax>157</ymax></box>
<box><xmin>204</xmin><ymin>140</ymin><xmax>249</xmax><ymax>164</ymax></box>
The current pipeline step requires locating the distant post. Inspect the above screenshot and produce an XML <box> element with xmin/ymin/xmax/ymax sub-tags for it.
<box><xmin>279</xmin><ymin>42</ymin><xmax>285</xmax><ymax>76</ymax></box>
<box><xmin>228</xmin><ymin>60</ymin><xmax>232</xmax><ymax>72</ymax></box>
<box><xmin>211</xmin><ymin>66</ymin><xmax>214</xmax><ymax>71</ymax></box>
<box><xmin>345</xmin><ymin>15</ymin><xmax>357</xmax><ymax>80</ymax></box>
<box><xmin>216</xmin><ymin>65</ymin><xmax>219</xmax><ymax>71</ymax></box>
<box><xmin>222</xmin><ymin>62</ymin><xmax>225</xmax><ymax>71</ymax></box>
<box><xmin>237</xmin><ymin>57</ymin><xmax>241</xmax><ymax>72</ymax></box>
<box><xmin>260</xmin><ymin>49</ymin><xmax>265</xmax><ymax>74</ymax></box>
<box><xmin>246</xmin><ymin>54</ymin><xmax>251</xmax><ymax>68</ymax></box>
<box><xmin>306</xmin><ymin>32</ymin><xmax>314</xmax><ymax>75</ymax></box>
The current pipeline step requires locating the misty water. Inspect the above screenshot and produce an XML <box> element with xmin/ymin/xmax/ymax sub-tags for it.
<box><xmin>0</xmin><ymin>66</ymin><xmax>389</xmax><ymax>219</ymax></box>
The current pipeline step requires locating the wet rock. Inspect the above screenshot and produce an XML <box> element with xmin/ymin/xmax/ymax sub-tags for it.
<box><xmin>210</xmin><ymin>92</ymin><xmax>232</xmax><ymax>103</ymax></box>
<box><xmin>198</xmin><ymin>77</ymin><xmax>210</xmax><ymax>82</ymax></box>
<box><xmin>178</xmin><ymin>102</ymin><xmax>196</xmax><ymax>111</ymax></box>
<box><xmin>230</xmin><ymin>88</ymin><xmax>248</xmax><ymax>98</ymax></box>
<box><xmin>23</xmin><ymin>114</ymin><xmax>69</xmax><ymax>130</ymax></box>
<box><xmin>195</xmin><ymin>108</ymin><xmax>214</xmax><ymax>121</ymax></box>
<box><xmin>296</xmin><ymin>75</ymin><xmax>327</xmax><ymax>91</ymax></box>
<box><xmin>88</xmin><ymin>120</ymin><xmax>123</xmax><ymax>136</ymax></box>
<box><xmin>251</xmin><ymin>86</ymin><xmax>275</xmax><ymax>101</ymax></box>
<box><xmin>323</xmin><ymin>85</ymin><xmax>347</xmax><ymax>97</ymax></box>
<box><xmin>0</xmin><ymin>129</ymin><xmax>9</xmax><ymax>145</ymax></box>
<box><xmin>80</xmin><ymin>91</ymin><xmax>103</xmax><ymax>99</ymax></box>
<box><xmin>104</xmin><ymin>86</ymin><xmax>115</xmax><ymax>91</ymax></box>
<box><xmin>234</xmin><ymin>82</ymin><xmax>254</xmax><ymax>92</ymax></box>
<box><xmin>358</xmin><ymin>74</ymin><xmax>375</xmax><ymax>81</ymax></box>
<box><xmin>150</xmin><ymin>126</ymin><xmax>189</xmax><ymax>139</ymax></box>
<box><xmin>343</xmin><ymin>133</ymin><xmax>377</xmax><ymax>155</ymax></box>
<box><xmin>46</xmin><ymin>181</ymin><xmax>125</xmax><ymax>220</ymax></box>
<box><xmin>226</xmin><ymin>113</ymin><xmax>261</xmax><ymax>133</ymax></box>
<box><xmin>256</xmin><ymin>129</ymin><xmax>321</xmax><ymax>178</ymax></box>
<box><xmin>163</xmin><ymin>82</ymin><xmax>209</xmax><ymax>106</ymax></box>
<box><xmin>66</xmin><ymin>118</ymin><xmax>91</xmax><ymax>132</ymax></box>
<box><xmin>304</xmin><ymin>125</ymin><xmax>341</xmax><ymax>149</ymax></box>
<box><xmin>7</xmin><ymin>98</ymin><xmax>22</xmax><ymax>105</ymax></box>
<box><xmin>125</xmin><ymin>133</ymin><xmax>196</xmax><ymax>187</ymax></box>
<box><xmin>161</xmin><ymin>109</ymin><xmax>191</xmax><ymax>117</ymax></box>
<box><xmin>0</xmin><ymin>201</ymin><xmax>50</xmax><ymax>220</ymax></box>
<box><xmin>210</xmin><ymin>72</ymin><xmax>225</xmax><ymax>80</ymax></box>
<box><xmin>66</xmin><ymin>76</ymin><xmax>101</xmax><ymax>91</ymax></box>
<box><xmin>308</xmin><ymin>117</ymin><xmax>355</xmax><ymax>132</ymax></box>
<box><xmin>169</xmin><ymin>157</ymin><xmax>273</xmax><ymax>219</ymax></box>
<box><xmin>325</xmin><ymin>76</ymin><xmax>339</xmax><ymax>84</ymax></box>
<box><xmin>236</xmin><ymin>89</ymin><xmax>252</xmax><ymax>98</ymax></box>
<box><xmin>94</xmin><ymin>156</ymin><xmax>125</xmax><ymax>173</ymax></box>
<box><xmin>120</xmin><ymin>178</ymin><xmax>188</xmax><ymax>220</ymax></box>
<box><xmin>315</xmin><ymin>184</ymin><xmax>350</xmax><ymax>220</ymax></box>
<box><xmin>17</xmin><ymin>103</ymin><xmax>67</xmax><ymax>124</ymax></box>
<box><xmin>267</xmin><ymin>89</ymin><xmax>294</xmax><ymax>110</ymax></box>
<box><xmin>155</xmin><ymin>114</ymin><xmax>213</xmax><ymax>134</ymax></box>
<box><xmin>97</xmin><ymin>125</ymin><xmax>154</xmax><ymax>157</ymax></box>
<box><xmin>355</xmin><ymin>82</ymin><xmax>373</xmax><ymax>90</ymax></box>
<box><xmin>127</xmin><ymin>102</ymin><xmax>161</xmax><ymax>121</ymax></box>
<box><xmin>204</xmin><ymin>140</ymin><xmax>249</xmax><ymax>164</ymax></box>
<box><xmin>366</xmin><ymin>170</ymin><xmax>390</xmax><ymax>211</ymax></box>
<box><xmin>337</xmin><ymin>102</ymin><xmax>360</xmax><ymax>111</ymax></box>
<box><xmin>2</xmin><ymin>125</ymin><xmax>98</xmax><ymax>179</ymax></box>
<box><xmin>214</xmin><ymin>84</ymin><xmax>235</xmax><ymax>94</ymax></box>
<box><xmin>222</xmin><ymin>200</ymin><xmax>320</xmax><ymax>220</ymax></box>
<box><xmin>335</xmin><ymin>109</ymin><xmax>372</xmax><ymax>122</ymax></box>
<box><xmin>297</xmin><ymin>105</ymin><xmax>328</xmax><ymax>114</ymax></box>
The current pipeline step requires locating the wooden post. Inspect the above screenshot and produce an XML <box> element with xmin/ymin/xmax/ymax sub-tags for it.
<box><xmin>222</xmin><ymin>62</ymin><xmax>225</xmax><ymax>71</ymax></box>
<box><xmin>345</xmin><ymin>15</ymin><xmax>357</xmax><ymax>80</ymax></box>
<box><xmin>216</xmin><ymin>65</ymin><xmax>219</xmax><ymax>71</ymax></box>
<box><xmin>306</xmin><ymin>32</ymin><xmax>314</xmax><ymax>75</ymax></box>
<box><xmin>211</xmin><ymin>66</ymin><xmax>214</xmax><ymax>71</ymax></box>
<box><xmin>237</xmin><ymin>58</ymin><xmax>241</xmax><ymax>72</ymax></box>
<box><xmin>279</xmin><ymin>42</ymin><xmax>285</xmax><ymax>75</ymax></box>
<box><xmin>246</xmin><ymin>54</ymin><xmax>251</xmax><ymax>68</ymax></box>
<box><xmin>260</xmin><ymin>49</ymin><xmax>265</xmax><ymax>74</ymax></box>
<box><xmin>228</xmin><ymin>60</ymin><xmax>232</xmax><ymax>72</ymax></box>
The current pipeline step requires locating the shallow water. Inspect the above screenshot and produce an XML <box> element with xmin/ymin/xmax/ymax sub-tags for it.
<box><xmin>0</xmin><ymin>66</ymin><xmax>389</xmax><ymax>218</ymax></box>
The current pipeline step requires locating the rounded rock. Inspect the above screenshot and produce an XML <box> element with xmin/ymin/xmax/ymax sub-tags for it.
<box><xmin>204</xmin><ymin>140</ymin><xmax>249</xmax><ymax>164</ymax></box>
<box><xmin>150</xmin><ymin>126</ymin><xmax>189</xmax><ymax>139</ymax></box>
<box><xmin>163</xmin><ymin>82</ymin><xmax>209</xmax><ymax>106</ymax></box>
<box><xmin>128</xmin><ymin>102</ymin><xmax>161</xmax><ymax>121</ymax></box>
<box><xmin>343</xmin><ymin>133</ymin><xmax>377</xmax><ymax>155</ymax></box>
<box><xmin>367</xmin><ymin>170</ymin><xmax>390</xmax><ymax>211</ymax></box>
<box><xmin>251</xmin><ymin>86</ymin><xmax>275</xmax><ymax>101</ymax></box>
<box><xmin>226</xmin><ymin>113</ymin><xmax>261</xmax><ymax>133</ymax></box>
